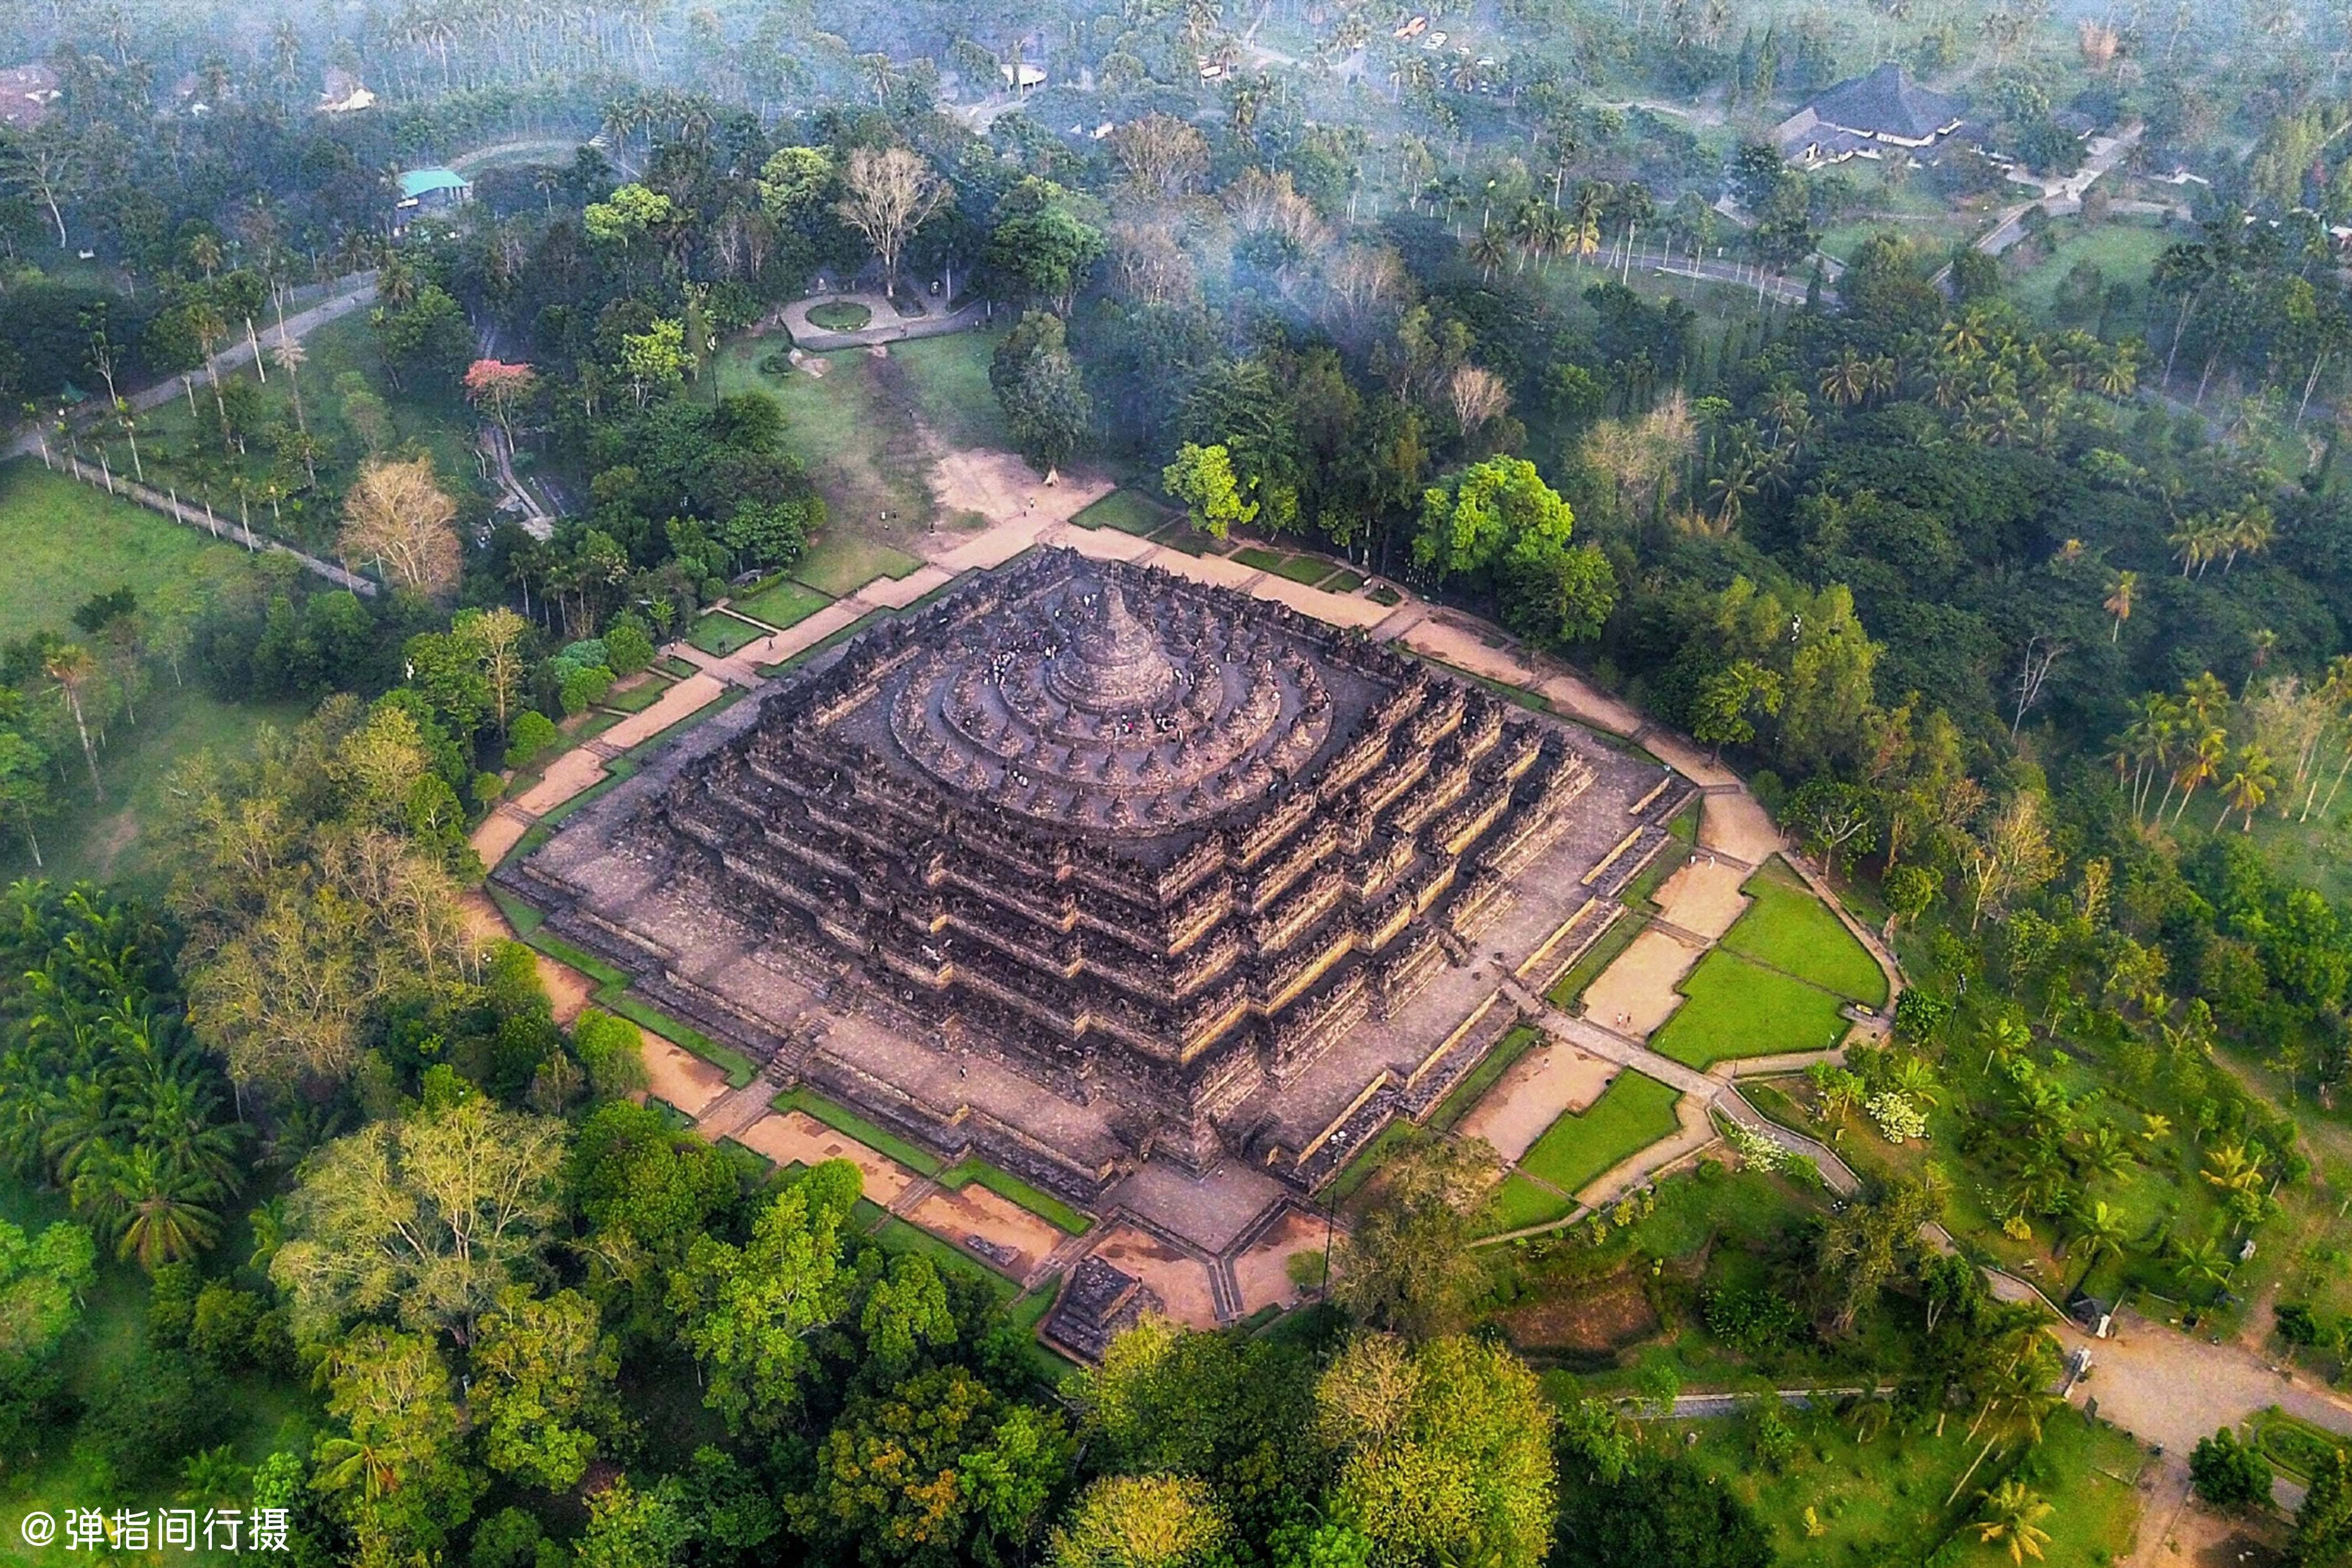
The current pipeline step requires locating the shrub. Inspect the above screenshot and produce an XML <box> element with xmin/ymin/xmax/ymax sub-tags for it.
<box><xmin>473</xmin><ymin>772</ymin><xmax>508</xmax><ymax>808</ymax></box>
<box><xmin>1867</xmin><ymin>1091</ymin><xmax>1929</xmax><ymax>1144</ymax></box>
<box><xmin>79</xmin><ymin>1350</ymin><xmax>230</xmax><ymax>1478</ymax></box>
<box><xmin>606</xmin><ymin>622</ymin><xmax>657</xmax><ymax>675</ymax></box>
<box><xmin>506</xmin><ymin>710</ymin><xmax>560</xmax><ymax>767</ymax></box>
<box><xmin>559</xmin><ymin>663</ymin><xmax>616</xmax><ymax>716</ymax></box>
<box><xmin>188</xmin><ymin>1283</ymin><xmax>263</xmax><ymax>1368</ymax></box>
<box><xmin>147</xmin><ymin>1262</ymin><xmax>201</xmax><ymax>1348</ymax></box>
<box><xmin>2190</xmin><ymin>1427</ymin><xmax>2273</xmax><ymax>1510</ymax></box>
<box><xmin>572</xmin><ymin>1009</ymin><xmax>649</xmax><ymax>1101</ymax></box>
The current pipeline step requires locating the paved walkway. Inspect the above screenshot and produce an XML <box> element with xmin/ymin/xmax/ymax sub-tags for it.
<box><xmin>778</xmin><ymin>292</ymin><xmax>991</xmax><ymax>351</ymax></box>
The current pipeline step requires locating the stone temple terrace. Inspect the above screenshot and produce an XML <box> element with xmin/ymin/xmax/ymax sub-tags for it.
<box><xmin>501</xmin><ymin>548</ymin><xmax>1686</xmax><ymax>1249</ymax></box>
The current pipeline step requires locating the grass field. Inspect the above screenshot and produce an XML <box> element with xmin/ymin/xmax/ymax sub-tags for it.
<box><xmin>714</xmin><ymin>343</ymin><xmax>933</xmax><ymax>549</ymax></box>
<box><xmin>686</xmin><ymin>609</ymin><xmax>771</xmax><ymax>655</ymax></box>
<box><xmin>776</xmin><ymin>1086</ymin><xmax>945</xmax><ymax>1177</ymax></box>
<box><xmin>2010</xmin><ymin>215</ymin><xmax>2177</xmax><ymax>319</ymax></box>
<box><xmin>793</xmin><ymin>533</ymin><xmax>923</xmax><ymax>596</ymax></box>
<box><xmin>1486</xmin><ymin>1172</ymin><xmax>1575</xmax><ymax>1232</ymax></box>
<box><xmin>1320</xmin><ymin>569</ymin><xmax>1367</xmax><ymax>593</ymax></box>
<box><xmin>1650</xmin><ymin>951</ymin><xmax>1854</xmax><ymax>1069</ymax></box>
<box><xmin>0</xmin><ymin>679</ymin><xmax>306</xmax><ymax>891</ymax></box>
<box><xmin>1070</xmin><ymin>490</ymin><xmax>1166</xmax><ymax>535</ymax></box>
<box><xmin>732</xmin><ymin>577</ymin><xmax>832</xmax><ymax>629</ymax></box>
<box><xmin>0</xmin><ymin>463</ymin><xmax>262</xmax><ymax>645</ymax></box>
<box><xmin>1548</xmin><ymin>910</ymin><xmax>1645</xmax><ymax>1010</ymax></box>
<box><xmin>1518</xmin><ymin>1071</ymin><xmax>1683</xmax><ymax>1195</ymax></box>
<box><xmin>1234</xmin><ymin>546</ymin><xmax>1286</xmax><ymax>571</ymax></box>
<box><xmin>806</xmin><ymin>300</ymin><xmax>872</xmax><ymax>331</ymax></box>
<box><xmin>1719</xmin><ymin>859</ymin><xmax>1889</xmax><ymax>1006</ymax></box>
<box><xmin>871</xmin><ymin>1215</ymin><xmax>1021</xmax><ymax>1297</ymax></box>
<box><xmin>602</xmin><ymin>673</ymin><xmax>674</xmax><ymax>713</ymax></box>
<box><xmin>1672</xmin><ymin>1403</ymin><xmax>2142</xmax><ymax>1567</ymax></box>
<box><xmin>890</xmin><ymin>329</ymin><xmax>1012</xmax><ymax>451</ymax></box>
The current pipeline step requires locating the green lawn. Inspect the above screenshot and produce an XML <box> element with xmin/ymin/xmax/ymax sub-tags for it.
<box><xmin>1650</xmin><ymin>951</ymin><xmax>1854</xmax><ymax>1070</ymax></box>
<box><xmin>806</xmin><ymin>300</ymin><xmax>872</xmax><ymax>331</ymax></box>
<box><xmin>1670</xmin><ymin>1403</ymin><xmax>2142</xmax><ymax>1568</ymax></box>
<box><xmin>792</xmin><ymin>533</ymin><xmax>924</xmax><ymax>596</ymax></box>
<box><xmin>2010</xmin><ymin>216</ymin><xmax>2177</xmax><ymax>320</ymax></box>
<box><xmin>1485</xmin><ymin>1173</ymin><xmax>1576</xmax><ymax>1233</ymax></box>
<box><xmin>1518</xmin><ymin>1071</ymin><xmax>1684</xmax><ymax>1195</ymax></box>
<box><xmin>870</xmin><ymin>1215</ymin><xmax>1021</xmax><ymax>1296</ymax></box>
<box><xmin>1233</xmin><ymin>546</ymin><xmax>1287</xmax><ymax>571</ymax></box>
<box><xmin>0</xmin><ymin>463</ymin><xmax>262</xmax><ymax>645</ymax></box>
<box><xmin>1718</xmin><ymin>858</ymin><xmax>1889</xmax><ymax>1006</ymax></box>
<box><xmin>731</xmin><ymin>577</ymin><xmax>832</xmax><ymax>630</ymax></box>
<box><xmin>1070</xmin><ymin>490</ymin><xmax>1167</xmax><ymax>535</ymax></box>
<box><xmin>890</xmin><ymin>328</ymin><xmax>1013</xmax><ymax>452</ymax></box>
<box><xmin>938</xmin><ymin>1158</ymin><xmax>1092</xmax><ymax>1236</ymax></box>
<box><xmin>775</xmin><ymin>1086</ymin><xmax>945</xmax><ymax>1177</ymax></box>
<box><xmin>686</xmin><ymin>609</ymin><xmax>770</xmax><ymax>655</ymax></box>
<box><xmin>1319</xmin><ymin>569</ymin><xmax>1367</xmax><ymax>593</ymax></box>
<box><xmin>602</xmin><ymin>673</ymin><xmax>673</xmax><ymax>713</ymax></box>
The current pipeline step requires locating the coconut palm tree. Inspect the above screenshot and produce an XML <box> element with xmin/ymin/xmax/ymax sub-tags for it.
<box><xmin>1974</xmin><ymin>1479</ymin><xmax>2054</xmax><ymax>1564</ymax></box>
<box><xmin>1819</xmin><ymin>346</ymin><xmax>1870</xmax><ymax>407</ymax></box>
<box><xmin>2103</xmin><ymin>570</ymin><xmax>2136</xmax><ymax>642</ymax></box>
<box><xmin>2217</xmin><ymin>743</ymin><xmax>2277</xmax><ymax>830</ymax></box>
<box><xmin>89</xmin><ymin>1142</ymin><xmax>225</xmax><ymax>1270</ymax></box>
<box><xmin>2068</xmin><ymin>1198</ymin><xmax>2131</xmax><ymax>1291</ymax></box>
<box><xmin>43</xmin><ymin>644</ymin><xmax>105</xmax><ymax>798</ymax></box>
<box><xmin>2169</xmin><ymin>727</ymin><xmax>2226</xmax><ymax>825</ymax></box>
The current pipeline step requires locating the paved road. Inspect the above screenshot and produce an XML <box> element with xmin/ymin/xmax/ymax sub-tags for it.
<box><xmin>5</xmin><ymin>271</ymin><xmax>378</xmax><ymax>460</ymax></box>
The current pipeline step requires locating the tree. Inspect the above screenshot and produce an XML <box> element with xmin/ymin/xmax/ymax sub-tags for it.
<box><xmin>2189</xmin><ymin>1427</ymin><xmax>2273</xmax><ymax>1512</ymax></box>
<box><xmin>802</xmin><ymin>1366</ymin><xmax>1073</xmax><ymax>1567</ymax></box>
<box><xmin>986</xmin><ymin>181</ymin><xmax>1106</xmax><ymax>315</ymax></box>
<box><xmin>270</xmin><ymin>1099</ymin><xmax>568</xmax><ymax>1342</ymax></box>
<box><xmin>991</xmin><ymin>311</ymin><xmax>1093</xmax><ymax>474</ymax></box>
<box><xmin>2291</xmin><ymin>1446</ymin><xmax>2352</xmax><ymax>1565</ymax></box>
<box><xmin>1782</xmin><ymin>778</ymin><xmax>1879</xmax><ymax>872</ymax></box>
<box><xmin>1961</xmin><ymin>790</ymin><xmax>2062</xmax><ymax>930</ymax></box>
<box><xmin>1412</xmin><ymin>457</ymin><xmax>1573</xmax><ymax>582</ymax></box>
<box><xmin>1316</xmin><ymin>1333</ymin><xmax>1555</xmax><ymax>1568</ymax></box>
<box><xmin>472</xmin><ymin>1285</ymin><xmax>620</xmax><ymax>1491</ymax></box>
<box><xmin>1553</xmin><ymin>1451</ymin><xmax>1772</xmax><ymax>1568</ymax></box>
<box><xmin>1816</xmin><ymin>1179</ymin><xmax>1935</xmax><ymax>1335</ymax></box>
<box><xmin>1498</xmin><ymin>534</ymin><xmax>1616</xmax><ymax>647</ymax></box>
<box><xmin>0</xmin><ymin>1219</ymin><xmax>97</xmax><ymax>1361</ymax></box>
<box><xmin>2103</xmin><ymin>570</ymin><xmax>2137</xmax><ymax>642</ymax></box>
<box><xmin>315</xmin><ymin>1327</ymin><xmax>482</xmax><ymax>1560</ymax></box>
<box><xmin>669</xmin><ymin>1163</ymin><xmax>860</xmax><ymax>1431</ymax></box>
<box><xmin>1049</xmin><ymin>1476</ymin><xmax>1228</xmax><ymax>1568</ymax></box>
<box><xmin>1973</xmin><ymin>1479</ymin><xmax>2054</xmax><ymax>1564</ymax></box>
<box><xmin>0</xmin><ymin>729</ymin><xmax>55</xmax><ymax>866</ymax></box>
<box><xmin>373</xmin><ymin>284</ymin><xmax>472</xmax><ymax>393</ymax></box>
<box><xmin>1330</xmin><ymin>1133</ymin><xmax>1500</xmax><ymax>1339</ymax></box>
<box><xmin>341</xmin><ymin>455</ymin><xmax>461</xmax><ymax>596</ymax></box>
<box><xmin>1691</xmin><ymin>661</ymin><xmax>1784</xmax><ymax>763</ymax></box>
<box><xmin>1163</xmin><ymin>443</ymin><xmax>1257</xmax><ymax>540</ymax></box>
<box><xmin>576</xmin><ymin>1476</ymin><xmax>694</xmax><ymax>1568</ymax></box>
<box><xmin>464</xmin><ymin>360</ymin><xmax>539</xmax><ymax>441</ymax></box>
<box><xmin>620</xmin><ymin>320</ymin><xmax>690</xmax><ymax>405</ymax></box>
<box><xmin>836</xmin><ymin>147</ymin><xmax>947</xmax><ymax>298</ymax></box>
<box><xmin>43</xmin><ymin>643</ymin><xmax>106</xmax><ymax>798</ymax></box>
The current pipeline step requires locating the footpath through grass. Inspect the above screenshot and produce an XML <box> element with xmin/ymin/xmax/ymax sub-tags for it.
<box><xmin>1650</xmin><ymin>950</ymin><xmax>1853</xmax><ymax>1070</ymax></box>
<box><xmin>1718</xmin><ymin>858</ymin><xmax>1889</xmax><ymax>1006</ymax></box>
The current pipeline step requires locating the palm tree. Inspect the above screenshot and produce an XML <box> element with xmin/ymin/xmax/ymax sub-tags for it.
<box><xmin>2069</xmin><ymin>1198</ymin><xmax>2130</xmax><ymax>1290</ymax></box>
<box><xmin>43</xmin><ymin>645</ymin><xmax>105</xmax><ymax>798</ymax></box>
<box><xmin>313</xmin><ymin>1435</ymin><xmax>397</xmax><ymax>1502</ymax></box>
<box><xmin>1465</xmin><ymin>227</ymin><xmax>1511</xmax><ymax>281</ymax></box>
<box><xmin>2170</xmin><ymin>728</ymin><xmax>2226</xmax><ymax>825</ymax></box>
<box><xmin>96</xmin><ymin>1142</ymin><xmax>225</xmax><ymax>1270</ymax></box>
<box><xmin>2138</xmin><ymin>1111</ymin><xmax>2173</xmax><ymax>1148</ymax></box>
<box><xmin>2169</xmin><ymin>1231</ymin><xmax>2232</xmax><ymax>1296</ymax></box>
<box><xmin>1819</xmin><ymin>347</ymin><xmax>1870</xmax><ymax>407</ymax></box>
<box><xmin>2103</xmin><ymin>570</ymin><xmax>2136</xmax><ymax>642</ymax></box>
<box><xmin>1974</xmin><ymin>1479</ymin><xmax>2055</xmax><ymax>1564</ymax></box>
<box><xmin>2217</xmin><ymin>744</ymin><xmax>2277</xmax><ymax>830</ymax></box>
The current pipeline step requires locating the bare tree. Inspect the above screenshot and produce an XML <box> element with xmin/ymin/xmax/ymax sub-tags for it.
<box><xmin>1</xmin><ymin>126</ymin><xmax>82</xmax><ymax>248</ymax></box>
<box><xmin>834</xmin><ymin>146</ymin><xmax>946</xmax><ymax>299</ymax></box>
<box><xmin>1446</xmin><ymin>364</ymin><xmax>1511</xmax><ymax>437</ymax></box>
<box><xmin>340</xmin><ymin>455</ymin><xmax>462</xmax><ymax>596</ymax></box>
<box><xmin>1105</xmin><ymin>113</ymin><xmax>1210</xmax><ymax>205</ymax></box>
<box><xmin>2010</xmin><ymin>634</ymin><xmax>2066</xmax><ymax>737</ymax></box>
<box><xmin>1108</xmin><ymin>221</ymin><xmax>1197</xmax><ymax>306</ymax></box>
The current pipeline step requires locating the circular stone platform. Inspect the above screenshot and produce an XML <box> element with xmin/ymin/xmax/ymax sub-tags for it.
<box><xmin>886</xmin><ymin>574</ymin><xmax>1335</xmax><ymax>834</ymax></box>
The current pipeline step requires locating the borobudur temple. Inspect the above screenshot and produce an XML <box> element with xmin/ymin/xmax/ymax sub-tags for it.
<box><xmin>503</xmin><ymin>548</ymin><xmax>1690</xmax><ymax>1218</ymax></box>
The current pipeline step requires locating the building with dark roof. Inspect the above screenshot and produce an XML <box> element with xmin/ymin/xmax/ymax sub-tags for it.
<box><xmin>1773</xmin><ymin>63</ymin><xmax>1968</xmax><ymax>170</ymax></box>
